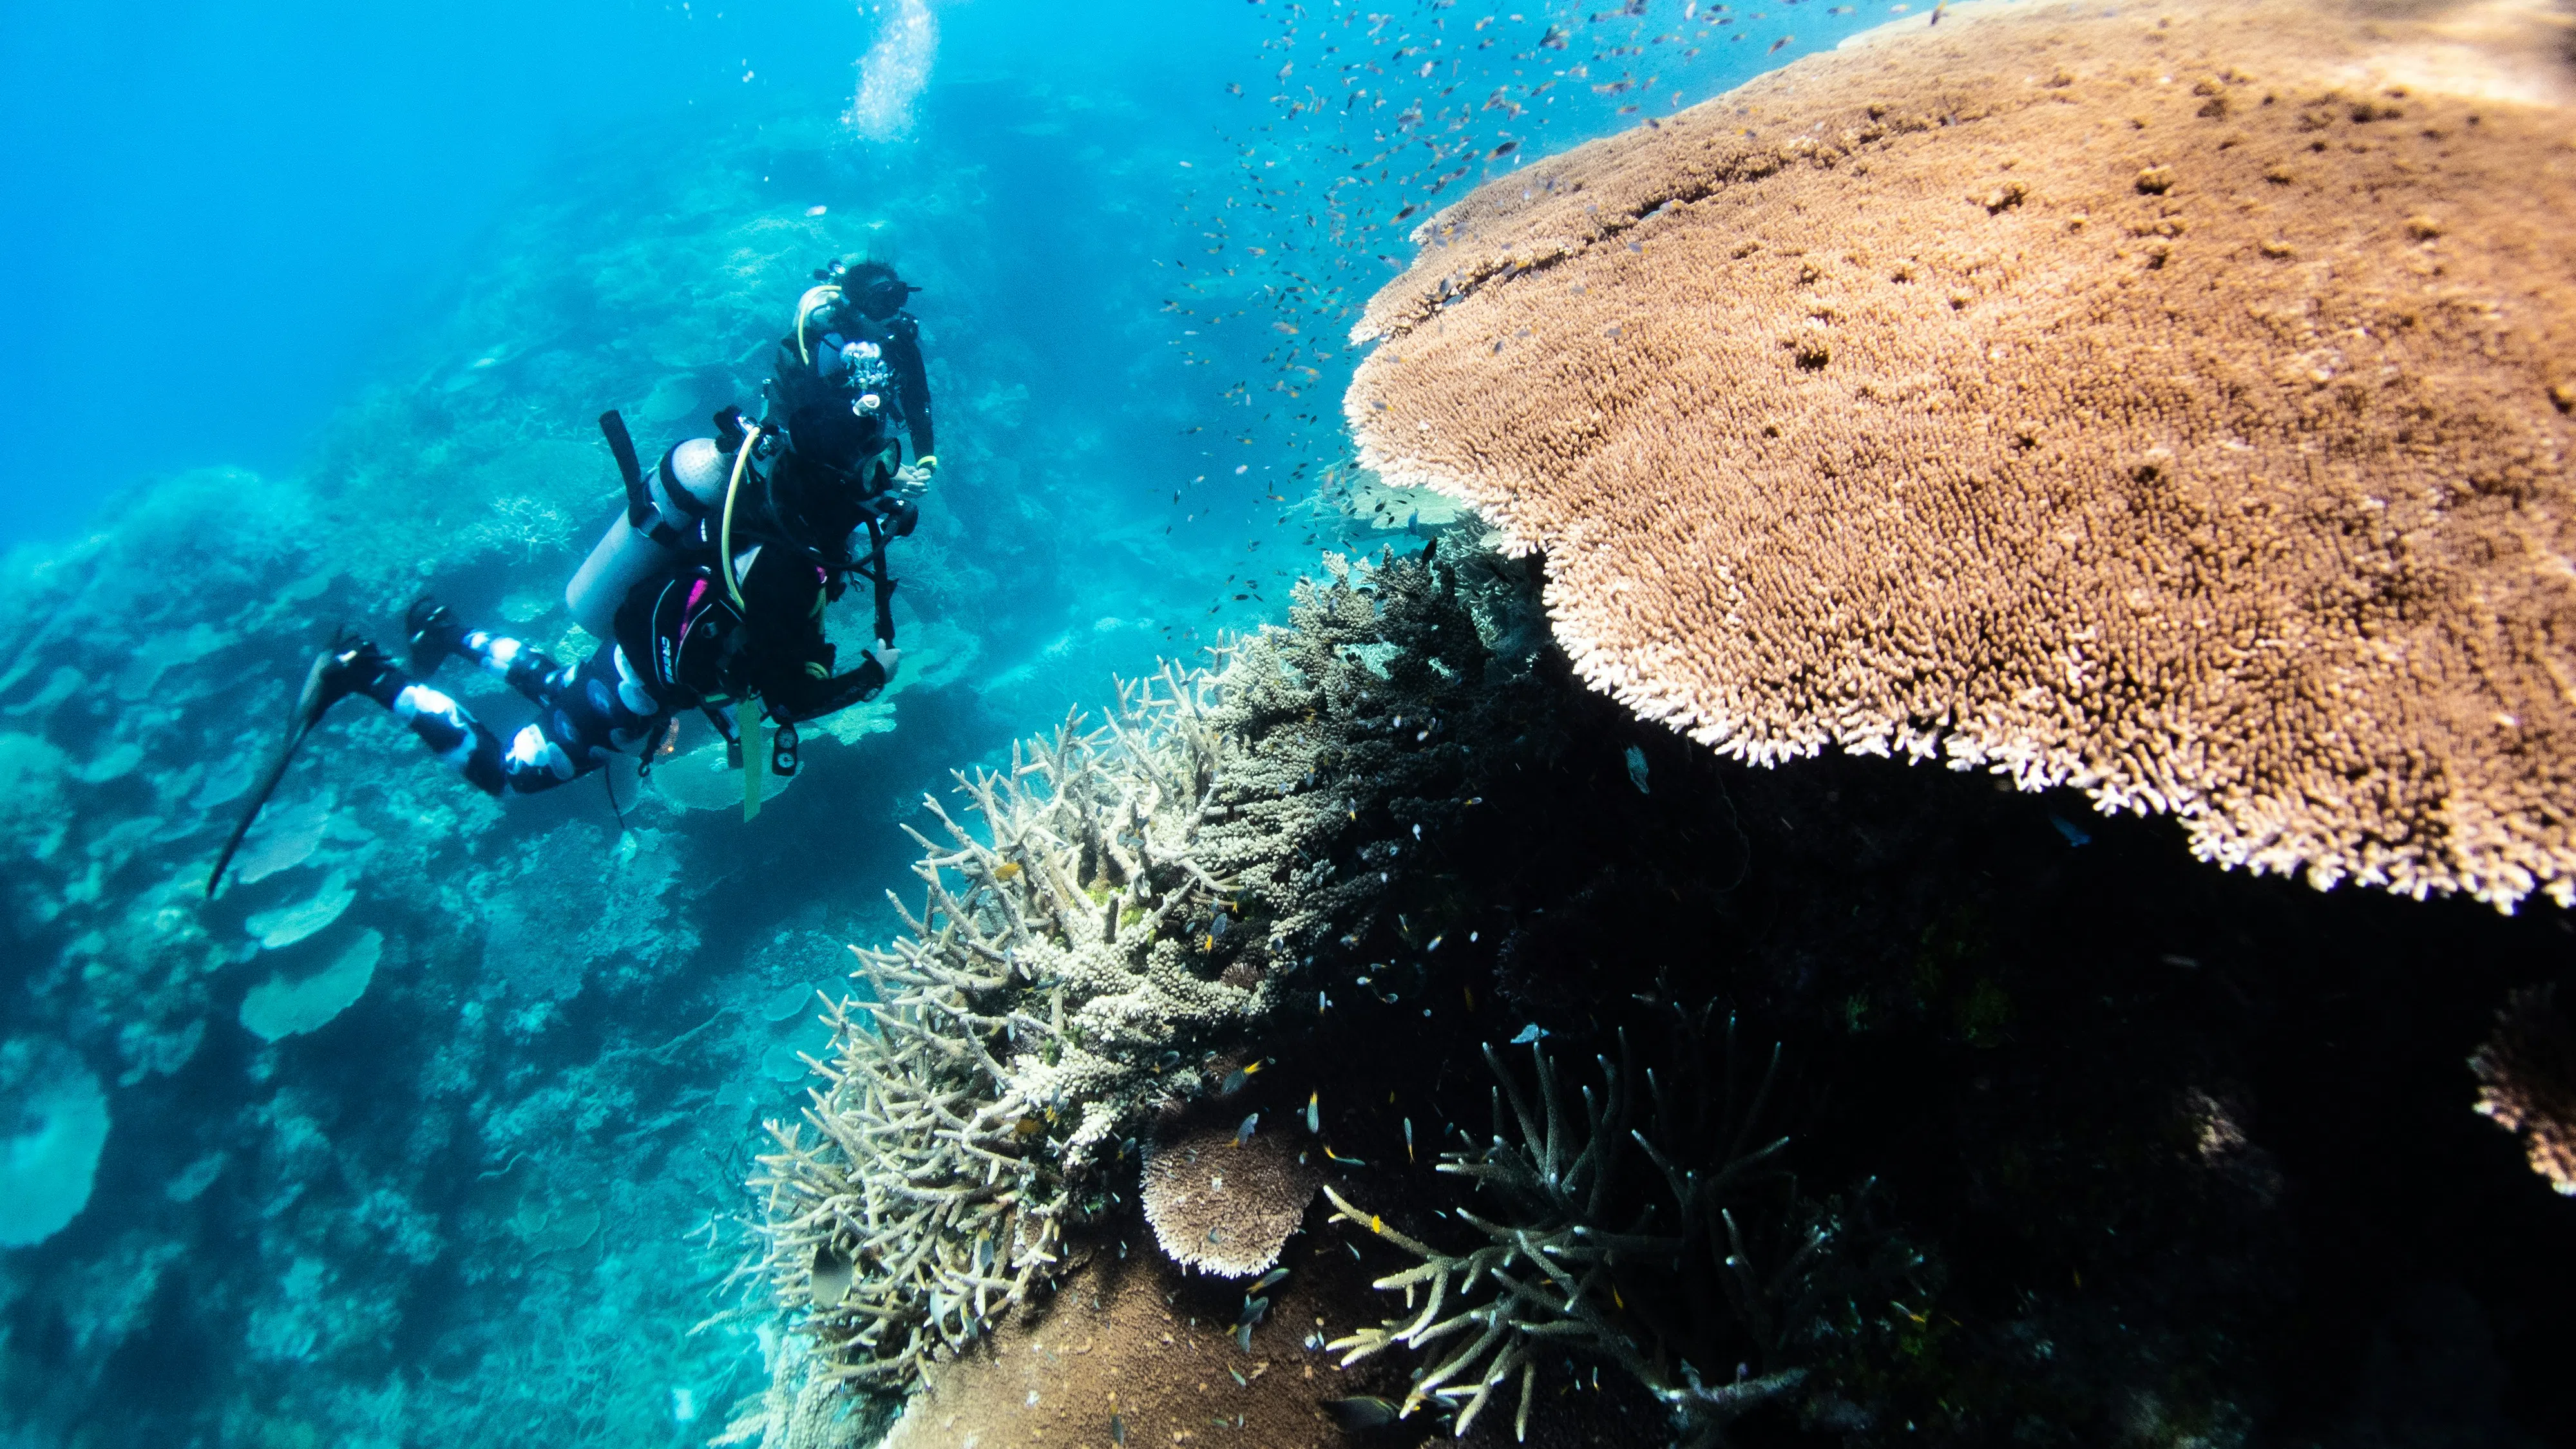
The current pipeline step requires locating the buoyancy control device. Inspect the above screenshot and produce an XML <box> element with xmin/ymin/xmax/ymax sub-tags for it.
<box><xmin>564</xmin><ymin>411</ymin><xmax>734</xmax><ymax>636</ymax></box>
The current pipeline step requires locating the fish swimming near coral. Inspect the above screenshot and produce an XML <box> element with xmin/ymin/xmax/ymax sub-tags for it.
<box><xmin>1322</xmin><ymin>1396</ymin><xmax>1404</xmax><ymax>1430</ymax></box>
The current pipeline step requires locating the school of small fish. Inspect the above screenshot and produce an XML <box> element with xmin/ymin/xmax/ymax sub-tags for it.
<box><xmin>1149</xmin><ymin>0</ymin><xmax>1869</xmax><ymax>585</ymax></box>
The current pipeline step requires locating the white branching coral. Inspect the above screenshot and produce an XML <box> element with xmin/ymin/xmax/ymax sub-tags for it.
<box><xmin>1200</xmin><ymin>538</ymin><xmax>1547</xmax><ymax>955</ymax></box>
<box><xmin>741</xmin><ymin>540</ymin><xmax>1555</xmax><ymax>1417</ymax></box>
<box><xmin>746</xmin><ymin>667</ymin><xmax>1278</xmax><ymax>1392</ymax></box>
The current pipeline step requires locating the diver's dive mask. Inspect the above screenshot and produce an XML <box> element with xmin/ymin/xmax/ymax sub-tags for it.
<box><xmin>850</xmin><ymin>274</ymin><xmax>919</xmax><ymax>321</ymax></box>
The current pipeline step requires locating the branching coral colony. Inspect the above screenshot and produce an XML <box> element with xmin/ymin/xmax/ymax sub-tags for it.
<box><xmin>1325</xmin><ymin>1009</ymin><xmax>1876</xmax><ymax>1446</ymax></box>
<box><xmin>743</xmin><ymin>538</ymin><xmax>1547</xmax><ymax>1402</ymax></box>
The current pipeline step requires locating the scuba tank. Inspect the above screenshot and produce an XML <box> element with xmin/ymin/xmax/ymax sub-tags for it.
<box><xmin>564</xmin><ymin>412</ymin><xmax>736</xmax><ymax>636</ymax></box>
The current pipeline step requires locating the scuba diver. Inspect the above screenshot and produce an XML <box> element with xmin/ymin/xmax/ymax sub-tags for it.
<box><xmin>209</xmin><ymin>265</ymin><xmax>941</xmax><ymax>895</ymax></box>
<box><xmin>770</xmin><ymin>258</ymin><xmax>937</xmax><ymax>499</ymax></box>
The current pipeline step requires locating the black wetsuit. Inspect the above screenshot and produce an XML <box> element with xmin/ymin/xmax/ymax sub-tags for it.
<box><xmin>765</xmin><ymin>308</ymin><xmax>935</xmax><ymax>468</ymax></box>
<box><xmin>361</xmin><ymin>543</ymin><xmax>886</xmax><ymax>796</ymax></box>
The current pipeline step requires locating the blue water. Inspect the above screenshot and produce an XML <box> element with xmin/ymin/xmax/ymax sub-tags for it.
<box><xmin>0</xmin><ymin>2</ymin><xmax>1880</xmax><ymax>1443</ymax></box>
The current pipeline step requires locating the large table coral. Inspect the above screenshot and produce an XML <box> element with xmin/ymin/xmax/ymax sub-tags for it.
<box><xmin>1345</xmin><ymin>0</ymin><xmax>2576</xmax><ymax>911</ymax></box>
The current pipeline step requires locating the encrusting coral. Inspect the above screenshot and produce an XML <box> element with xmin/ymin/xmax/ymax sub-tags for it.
<box><xmin>2470</xmin><ymin>983</ymin><xmax>2576</xmax><ymax>1196</ymax></box>
<box><xmin>1346</xmin><ymin>0</ymin><xmax>2576</xmax><ymax>911</ymax></box>
<box><xmin>1323</xmin><ymin>1012</ymin><xmax>1868</xmax><ymax>1446</ymax></box>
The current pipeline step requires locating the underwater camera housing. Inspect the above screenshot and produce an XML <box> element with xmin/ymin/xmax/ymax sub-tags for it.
<box><xmin>562</xmin><ymin>411</ymin><xmax>737</xmax><ymax>636</ymax></box>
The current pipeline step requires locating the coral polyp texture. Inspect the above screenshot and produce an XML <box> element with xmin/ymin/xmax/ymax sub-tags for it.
<box><xmin>1141</xmin><ymin>1118</ymin><xmax>1321</xmax><ymax>1277</ymax></box>
<box><xmin>1346</xmin><ymin>0</ymin><xmax>2576</xmax><ymax>909</ymax></box>
<box><xmin>2470</xmin><ymin>983</ymin><xmax>2576</xmax><ymax>1195</ymax></box>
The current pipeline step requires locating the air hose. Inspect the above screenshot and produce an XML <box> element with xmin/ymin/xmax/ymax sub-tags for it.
<box><xmin>794</xmin><ymin>285</ymin><xmax>843</xmax><ymax>366</ymax></box>
<box><xmin>718</xmin><ymin>422</ymin><xmax>760</xmax><ymax>611</ymax></box>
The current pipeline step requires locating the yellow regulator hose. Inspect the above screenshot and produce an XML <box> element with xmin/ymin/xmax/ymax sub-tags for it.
<box><xmin>720</xmin><ymin>422</ymin><xmax>759</xmax><ymax>611</ymax></box>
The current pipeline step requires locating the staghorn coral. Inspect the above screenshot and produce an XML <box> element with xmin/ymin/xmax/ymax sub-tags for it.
<box><xmin>2470</xmin><ymin>983</ymin><xmax>2576</xmax><ymax>1195</ymax></box>
<box><xmin>744</xmin><ymin>540</ymin><xmax>1553</xmax><ymax>1408</ymax></box>
<box><xmin>1347</xmin><ymin>0</ymin><xmax>2576</xmax><ymax>911</ymax></box>
<box><xmin>745</xmin><ymin>667</ymin><xmax>1270</xmax><ymax>1394</ymax></box>
<box><xmin>1199</xmin><ymin>532</ymin><xmax>1551</xmax><ymax>956</ymax></box>
<box><xmin>1140</xmin><ymin>1117</ymin><xmax>1321</xmax><ymax>1277</ymax></box>
<box><xmin>1323</xmin><ymin>1013</ymin><xmax>1869</xmax><ymax>1446</ymax></box>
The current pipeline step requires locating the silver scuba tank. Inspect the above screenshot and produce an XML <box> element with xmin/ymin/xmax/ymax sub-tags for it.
<box><xmin>565</xmin><ymin>436</ymin><xmax>732</xmax><ymax>636</ymax></box>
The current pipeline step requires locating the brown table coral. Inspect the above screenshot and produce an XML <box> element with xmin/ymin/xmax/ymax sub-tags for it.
<box><xmin>1346</xmin><ymin>0</ymin><xmax>2576</xmax><ymax>909</ymax></box>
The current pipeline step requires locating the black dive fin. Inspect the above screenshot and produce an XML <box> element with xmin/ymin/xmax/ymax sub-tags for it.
<box><xmin>206</xmin><ymin>648</ymin><xmax>336</xmax><ymax>900</ymax></box>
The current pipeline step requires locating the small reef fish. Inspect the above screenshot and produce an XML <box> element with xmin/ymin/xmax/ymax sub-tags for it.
<box><xmin>2050</xmin><ymin>814</ymin><xmax>2093</xmax><ymax>848</ymax></box>
<box><xmin>1234</xmin><ymin>1112</ymin><xmax>1260</xmax><ymax>1145</ymax></box>
<box><xmin>991</xmin><ymin>860</ymin><xmax>1023</xmax><ymax>882</ymax></box>
<box><xmin>1511</xmin><ymin>1023</ymin><xmax>1550</xmax><ymax>1045</ymax></box>
<box><xmin>1625</xmin><ymin>744</ymin><xmax>1651</xmax><ymax>794</ymax></box>
<box><xmin>1324</xmin><ymin>1396</ymin><xmax>1404</xmax><ymax>1430</ymax></box>
<box><xmin>1306</xmin><ymin>1091</ymin><xmax>1321</xmax><ymax>1133</ymax></box>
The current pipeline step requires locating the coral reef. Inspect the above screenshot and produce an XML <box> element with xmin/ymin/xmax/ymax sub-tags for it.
<box><xmin>745</xmin><ymin>665</ymin><xmax>1266</xmax><ymax>1392</ymax></box>
<box><xmin>740</xmin><ymin>538</ymin><xmax>1549</xmax><ymax>1413</ymax></box>
<box><xmin>2470</xmin><ymin>983</ymin><xmax>2576</xmax><ymax>1195</ymax></box>
<box><xmin>1346</xmin><ymin>0</ymin><xmax>2576</xmax><ymax>911</ymax></box>
<box><xmin>742</xmin><ymin>515</ymin><xmax>2576</xmax><ymax>1447</ymax></box>
<box><xmin>1141</xmin><ymin>1116</ymin><xmax>1321</xmax><ymax>1277</ymax></box>
<box><xmin>0</xmin><ymin>1037</ymin><xmax>110</xmax><ymax>1249</ymax></box>
<box><xmin>1322</xmin><ymin>1018</ymin><xmax>1865</xmax><ymax>1444</ymax></box>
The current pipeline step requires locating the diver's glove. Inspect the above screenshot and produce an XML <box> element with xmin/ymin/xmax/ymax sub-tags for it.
<box><xmin>772</xmin><ymin>642</ymin><xmax>899</xmax><ymax>723</ymax></box>
<box><xmin>891</xmin><ymin>455</ymin><xmax>938</xmax><ymax>502</ymax></box>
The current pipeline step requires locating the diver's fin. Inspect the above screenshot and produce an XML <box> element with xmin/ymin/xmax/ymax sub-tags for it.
<box><xmin>207</xmin><ymin>648</ymin><xmax>336</xmax><ymax>899</ymax></box>
<box><xmin>207</xmin><ymin>635</ymin><xmax>390</xmax><ymax>898</ymax></box>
